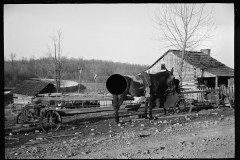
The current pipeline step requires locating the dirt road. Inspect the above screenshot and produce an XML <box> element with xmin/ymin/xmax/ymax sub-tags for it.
<box><xmin>5</xmin><ymin>107</ymin><xmax>235</xmax><ymax>159</ymax></box>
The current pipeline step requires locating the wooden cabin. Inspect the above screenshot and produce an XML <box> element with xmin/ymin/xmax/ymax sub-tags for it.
<box><xmin>145</xmin><ymin>49</ymin><xmax>234</xmax><ymax>88</ymax></box>
<box><xmin>11</xmin><ymin>80</ymin><xmax>56</xmax><ymax>111</ymax></box>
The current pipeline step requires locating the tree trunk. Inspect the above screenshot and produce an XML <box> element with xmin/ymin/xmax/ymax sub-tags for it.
<box><xmin>54</xmin><ymin>43</ymin><xmax>59</xmax><ymax>93</ymax></box>
<box><xmin>179</xmin><ymin>49</ymin><xmax>185</xmax><ymax>85</ymax></box>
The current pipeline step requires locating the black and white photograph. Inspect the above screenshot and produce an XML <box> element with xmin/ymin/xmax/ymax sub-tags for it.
<box><xmin>4</xmin><ymin>3</ymin><xmax>234</xmax><ymax>159</ymax></box>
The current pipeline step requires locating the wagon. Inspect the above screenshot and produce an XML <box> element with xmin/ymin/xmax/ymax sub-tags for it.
<box><xmin>15</xmin><ymin>95</ymin><xmax>113</xmax><ymax>132</ymax></box>
<box><xmin>165</xmin><ymin>85</ymin><xmax>234</xmax><ymax>115</ymax></box>
<box><xmin>14</xmin><ymin>85</ymin><xmax>234</xmax><ymax>132</ymax></box>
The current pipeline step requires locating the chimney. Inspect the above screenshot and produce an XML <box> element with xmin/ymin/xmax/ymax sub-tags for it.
<box><xmin>200</xmin><ymin>49</ymin><xmax>211</xmax><ymax>56</ymax></box>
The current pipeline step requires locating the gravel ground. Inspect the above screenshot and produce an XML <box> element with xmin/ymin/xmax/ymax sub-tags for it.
<box><xmin>5</xmin><ymin>107</ymin><xmax>235</xmax><ymax>159</ymax></box>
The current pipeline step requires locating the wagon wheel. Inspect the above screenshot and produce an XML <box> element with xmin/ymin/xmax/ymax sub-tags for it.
<box><xmin>41</xmin><ymin>110</ymin><xmax>62</xmax><ymax>132</ymax></box>
<box><xmin>15</xmin><ymin>111</ymin><xmax>25</xmax><ymax>126</ymax></box>
<box><xmin>167</xmin><ymin>107</ymin><xmax>176</xmax><ymax>114</ymax></box>
<box><xmin>21</xmin><ymin>105</ymin><xmax>38</xmax><ymax>122</ymax></box>
<box><xmin>22</xmin><ymin>104</ymin><xmax>45</xmax><ymax>123</ymax></box>
<box><xmin>175</xmin><ymin>99</ymin><xmax>189</xmax><ymax>114</ymax></box>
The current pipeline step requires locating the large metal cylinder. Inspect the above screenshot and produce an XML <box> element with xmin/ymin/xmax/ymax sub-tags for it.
<box><xmin>106</xmin><ymin>74</ymin><xmax>127</xmax><ymax>95</ymax></box>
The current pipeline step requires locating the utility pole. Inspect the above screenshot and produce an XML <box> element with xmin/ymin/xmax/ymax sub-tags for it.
<box><xmin>94</xmin><ymin>74</ymin><xmax>97</xmax><ymax>93</ymax></box>
<box><xmin>78</xmin><ymin>66</ymin><xmax>83</xmax><ymax>93</ymax></box>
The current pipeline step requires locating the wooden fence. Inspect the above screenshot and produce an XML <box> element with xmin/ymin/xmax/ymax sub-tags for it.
<box><xmin>10</xmin><ymin>84</ymin><xmax>234</xmax><ymax>113</ymax></box>
<box><xmin>219</xmin><ymin>85</ymin><xmax>234</xmax><ymax>94</ymax></box>
<box><xmin>183</xmin><ymin>85</ymin><xmax>234</xmax><ymax>102</ymax></box>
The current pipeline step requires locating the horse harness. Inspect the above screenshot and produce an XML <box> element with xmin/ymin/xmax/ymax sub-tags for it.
<box><xmin>139</xmin><ymin>71</ymin><xmax>175</xmax><ymax>97</ymax></box>
<box><xmin>138</xmin><ymin>71</ymin><xmax>151</xmax><ymax>97</ymax></box>
<box><xmin>129</xmin><ymin>70</ymin><xmax>175</xmax><ymax>98</ymax></box>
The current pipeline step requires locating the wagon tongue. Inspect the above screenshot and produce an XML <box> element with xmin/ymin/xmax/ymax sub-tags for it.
<box><xmin>106</xmin><ymin>74</ymin><xmax>127</xmax><ymax>95</ymax></box>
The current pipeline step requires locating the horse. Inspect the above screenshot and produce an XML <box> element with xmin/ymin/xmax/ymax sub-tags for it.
<box><xmin>109</xmin><ymin>68</ymin><xmax>176</xmax><ymax>124</ymax></box>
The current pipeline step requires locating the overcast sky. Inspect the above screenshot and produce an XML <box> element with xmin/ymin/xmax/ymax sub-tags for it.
<box><xmin>4</xmin><ymin>3</ymin><xmax>234</xmax><ymax>68</ymax></box>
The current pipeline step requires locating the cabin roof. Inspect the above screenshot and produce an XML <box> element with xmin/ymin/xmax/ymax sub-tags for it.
<box><xmin>11</xmin><ymin>80</ymin><xmax>55</xmax><ymax>96</ymax></box>
<box><xmin>147</xmin><ymin>50</ymin><xmax>234</xmax><ymax>77</ymax></box>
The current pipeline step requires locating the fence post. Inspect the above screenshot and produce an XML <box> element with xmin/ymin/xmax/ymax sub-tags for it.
<box><xmin>199</xmin><ymin>88</ymin><xmax>201</xmax><ymax>101</ymax></box>
<box><xmin>198</xmin><ymin>88</ymin><xmax>200</xmax><ymax>102</ymax></box>
<box><xmin>201</xmin><ymin>88</ymin><xmax>204</xmax><ymax>102</ymax></box>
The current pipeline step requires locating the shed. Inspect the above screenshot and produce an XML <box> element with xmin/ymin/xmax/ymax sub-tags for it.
<box><xmin>11</xmin><ymin>80</ymin><xmax>56</xmax><ymax>109</ymax></box>
<box><xmin>30</xmin><ymin>78</ymin><xmax>80</xmax><ymax>92</ymax></box>
<box><xmin>145</xmin><ymin>49</ymin><xmax>234</xmax><ymax>88</ymax></box>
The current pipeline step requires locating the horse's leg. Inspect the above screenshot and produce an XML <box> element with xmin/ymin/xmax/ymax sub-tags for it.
<box><xmin>163</xmin><ymin>107</ymin><xmax>167</xmax><ymax>115</ymax></box>
<box><xmin>112</xmin><ymin>95</ymin><xmax>120</xmax><ymax>123</ymax></box>
<box><xmin>113</xmin><ymin>95</ymin><xmax>125</xmax><ymax>123</ymax></box>
<box><xmin>160</xmin><ymin>96</ymin><xmax>167</xmax><ymax>115</ymax></box>
<box><xmin>148</xmin><ymin>96</ymin><xmax>154</xmax><ymax>120</ymax></box>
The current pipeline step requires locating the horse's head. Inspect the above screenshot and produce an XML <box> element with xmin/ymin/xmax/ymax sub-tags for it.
<box><xmin>166</xmin><ymin>67</ymin><xmax>176</xmax><ymax>93</ymax></box>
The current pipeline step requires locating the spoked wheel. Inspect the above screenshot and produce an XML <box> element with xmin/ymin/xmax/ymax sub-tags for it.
<box><xmin>41</xmin><ymin>110</ymin><xmax>62</xmax><ymax>132</ymax></box>
<box><xmin>167</xmin><ymin>108</ymin><xmax>176</xmax><ymax>114</ymax></box>
<box><xmin>175</xmin><ymin>99</ymin><xmax>189</xmax><ymax>113</ymax></box>
<box><xmin>22</xmin><ymin>105</ymin><xmax>38</xmax><ymax>122</ymax></box>
<box><xmin>15</xmin><ymin>112</ymin><xmax>25</xmax><ymax>126</ymax></box>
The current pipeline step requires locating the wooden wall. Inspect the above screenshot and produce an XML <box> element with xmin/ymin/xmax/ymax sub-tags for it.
<box><xmin>13</xmin><ymin>94</ymin><xmax>33</xmax><ymax>104</ymax></box>
<box><xmin>148</xmin><ymin>51</ymin><xmax>216</xmax><ymax>82</ymax></box>
<box><xmin>12</xmin><ymin>94</ymin><xmax>33</xmax><ymax>111</ymax></box>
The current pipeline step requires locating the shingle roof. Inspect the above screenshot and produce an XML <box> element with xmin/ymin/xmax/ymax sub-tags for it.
<box><xmin>11</xmin><ymin>80</ymin><xmax>55</xmax><ymax>96</ymax></box>
<box><xmin>147</xmin><ymin>50</ymin><xmax>234</xmax><ymax>77</ymax></box>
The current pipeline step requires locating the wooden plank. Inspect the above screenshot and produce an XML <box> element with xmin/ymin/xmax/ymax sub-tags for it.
<box><xmin>13</xmin><ymin>101</ymin><xmax>29</xmax><ymax>105</ymax></box>
<box><xmin>55</xmin><ymin>104</ymin><xmax>147</xmax><ymax>115</ymax></box>
<box><xmin>14</xmin><ymin>98</ymin><xmax>31</xmax><ymax>102</ymax></box>
<box><xmin>13</xmin><ymin>94</ymin><xmax>34</xmax><ymax>99</ymax></box>
<box><xmin>99</xmin><ymin>100</ymin><xmax>112</xmax><ymax>106</ymax></box>
<box><xmin>55</xmin><ymin>103</ymin><xmax>197</xmax><ymax>116</ymax></box>
<box><xmin>56</xmin><ymin>105</ymin><xmax>129</xmax><ymax>114</ymax></box>
<box><xmin>182</xmin><ymin>89</ymin><xmax>215</xmax><ymax>94</ymax></box>
<box><xmin>35</xmin><ymin>96</ymin><xmax>113</xmax><ymax>101</ymax></box>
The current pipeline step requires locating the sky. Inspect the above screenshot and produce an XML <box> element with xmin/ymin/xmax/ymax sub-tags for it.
<box><xmin>4</xmin><ymin>3</ymin><xmax>234</xmax><ymax>68</ymax></box>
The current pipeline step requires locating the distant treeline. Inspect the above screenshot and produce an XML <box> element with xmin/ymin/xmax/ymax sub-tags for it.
<box><xmin>4</xmin><ymin>57</ymin><xmax>149</xmax><ymax>87</ymax></box>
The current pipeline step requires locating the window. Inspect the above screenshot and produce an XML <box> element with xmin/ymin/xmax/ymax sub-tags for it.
<box><xmin>161</xmin><ymin>64</ymin><xmax>166</xmax><ymax>70</ymax></box>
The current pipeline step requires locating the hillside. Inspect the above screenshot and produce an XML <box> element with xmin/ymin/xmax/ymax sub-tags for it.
<box><xmin>4</xmin><ymin>57</ymin><xmax>149</xmax><ymax>88</ymax></box>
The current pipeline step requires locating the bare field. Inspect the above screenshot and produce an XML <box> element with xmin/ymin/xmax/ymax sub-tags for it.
<box><xmin>5</xmin><ymin>107</ymin><xmax>235</xmax><ymax>159</ymax></box>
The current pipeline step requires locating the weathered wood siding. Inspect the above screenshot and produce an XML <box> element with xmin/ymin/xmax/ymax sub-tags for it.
<box><xmin>147</xmin><ymin>60</ymin><xmax>163</xmax><ymax>73</ymax></box>
<box><xmin>149</xmin><ymin>51</ymin><xmax>217</xmax><ymax>82</ymax></box>
<box><xmin>163</xmin><ymin>52</ymin><xmax>195</xmax><ymax>81</ymax></box>
<box><xmin>13</xmin><ymin>94</ymin><xmax>33</xmax><ymax>104</ymax></box>
<box><xmin>11</xmin><ymin>94</ymin><xmax>33</xmax><ymax>111</ymax></box>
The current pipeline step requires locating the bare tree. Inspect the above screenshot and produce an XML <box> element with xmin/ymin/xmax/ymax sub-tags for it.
<box><xmin>38</xmin><ymin>29</ymin><xmax>68</xmax><ymax>93</ymax></box>
<box><xmin>10</xmin><ymin>52</ymin><xmax>16</xmax><ymax>69</ymax></box>
<box><xmin>9</xmin><ymin>52</ymin><xmax>16</xmax><ymax>78</ymax></box>
<box><xmin>154</xmin><ymin>4</ymin><xmax>216</xmax><ymax>84</ymax></box>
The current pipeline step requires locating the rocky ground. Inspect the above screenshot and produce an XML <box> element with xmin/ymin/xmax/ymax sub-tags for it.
<box><xmin>5</xmin><ymin>107</ymin><xmax>235</xmax><ymax>159</ymax></box>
